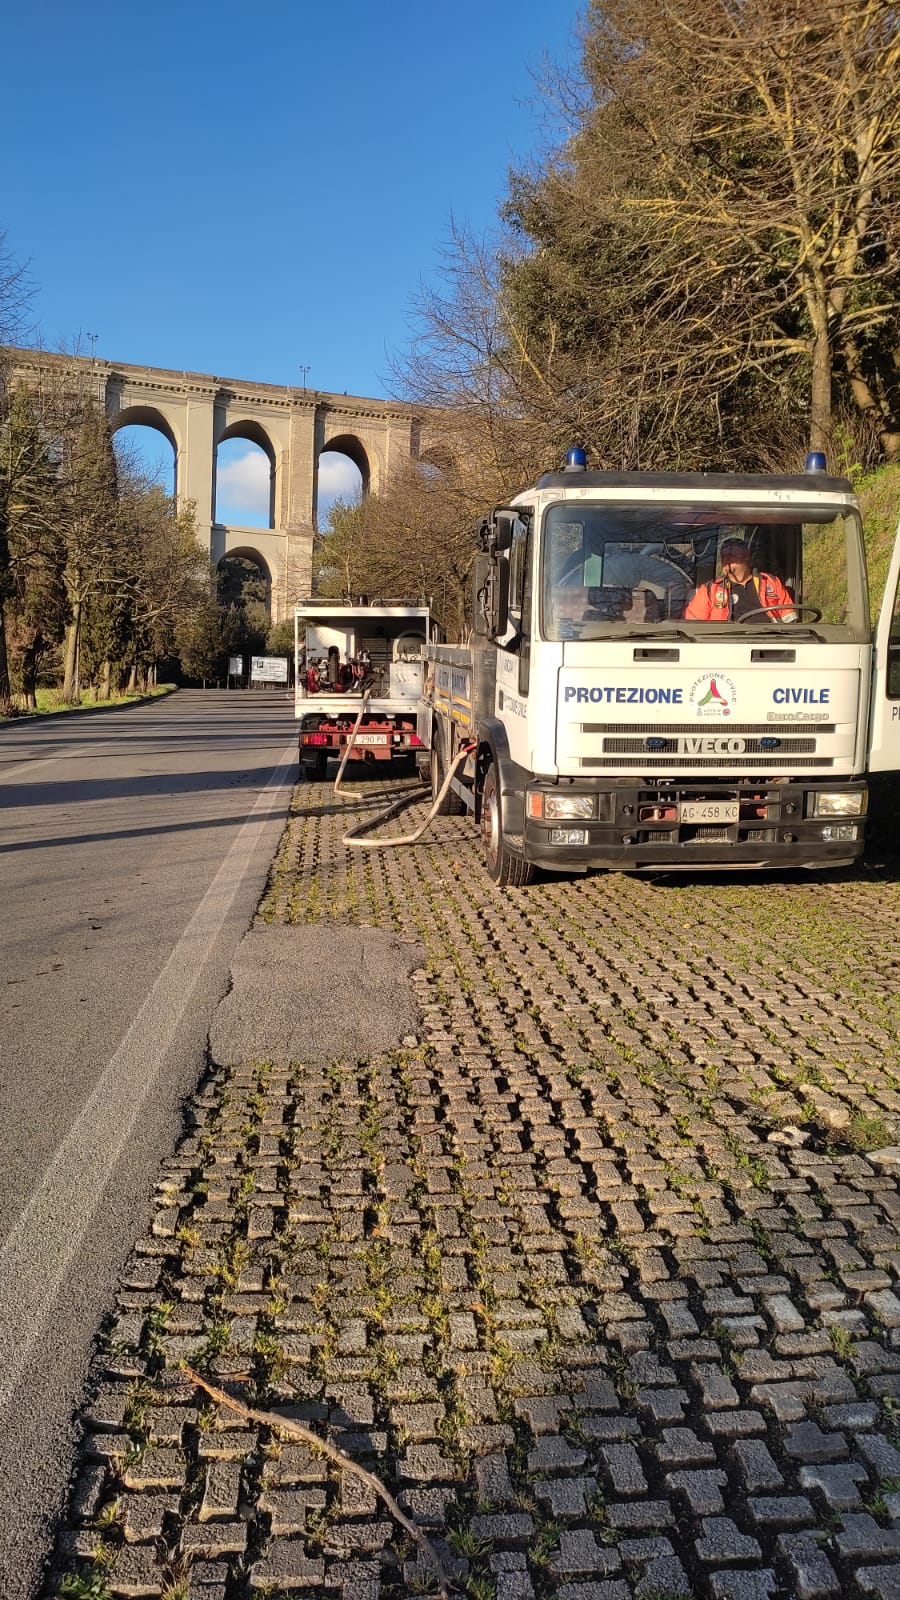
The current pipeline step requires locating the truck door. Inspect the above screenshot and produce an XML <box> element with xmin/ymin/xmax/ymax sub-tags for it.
<box><xmin>869</xmin><ymin>518</ymin><xmax>900</xmax><ymax>771</ymax></box>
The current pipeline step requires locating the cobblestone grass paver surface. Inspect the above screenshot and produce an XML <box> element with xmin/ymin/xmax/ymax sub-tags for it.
<box><xmin>48</xmin><ymin>775</ymin><xmax>900</xmax><ymax>1600</ymax></box>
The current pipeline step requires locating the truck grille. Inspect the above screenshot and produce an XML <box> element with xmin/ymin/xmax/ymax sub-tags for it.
<box><xmin>583</xmin><ymin>755</ymin><xmax>834</xmax><ymax>768</ymax></box>
<box><xmin>601</xmin><ymin>736</ymin><xmax>817</xmax><ymax>756</ymax></box>
<box><xmin>583</xmin><ymin>722</ymin><xmax>836</xmax><ymax>735</ymax></box>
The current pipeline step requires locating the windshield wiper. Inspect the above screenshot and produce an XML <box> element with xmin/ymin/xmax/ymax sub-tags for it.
<box><xmin>743</xmin><ymin>626</ymin><xmax>829</xmax><ymax>642</ymax></box>
<box><xmin>616</xmin><ymin>629</ymin><xmax>694</xmax><ymax>642</ymax></box>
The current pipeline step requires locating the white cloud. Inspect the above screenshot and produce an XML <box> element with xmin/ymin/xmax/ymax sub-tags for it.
<box><xmin>216</xmin><ymin>447</ymin><xmax>270</xmax><ymax>513</ymax></box>
<box><xmin>215</xmin><ymin>446</ymin><xmax>364</xmax><ymax>527</ymax></box>
<box><xmin>318</xmin><ymin>452</ymin><xmax>363</xmax><ymax>509</ymax></box>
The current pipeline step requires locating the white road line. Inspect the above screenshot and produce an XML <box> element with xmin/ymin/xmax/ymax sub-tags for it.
<box><xmin>0</xmin><ymin>740</ymin><xmax>297</xmax><ymax>1414</ymax></box>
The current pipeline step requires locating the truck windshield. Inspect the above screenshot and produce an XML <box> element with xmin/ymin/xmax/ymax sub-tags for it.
<box><xmin>541</xmin><ymin>501</ymin><xmax>867</xmax><ymax>640</ymax></box>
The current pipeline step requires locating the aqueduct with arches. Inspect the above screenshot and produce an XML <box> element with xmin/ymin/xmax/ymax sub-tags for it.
<box><xmin>9</xmin><ymin>349</ymin><xmax>441</xmax><ymax>619</ymax></box>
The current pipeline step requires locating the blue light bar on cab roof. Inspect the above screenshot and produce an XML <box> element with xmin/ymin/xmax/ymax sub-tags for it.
<box><xmin>804</xmin><ymin>451</ymin><xmax>827</xmax><ymax>472</ymax></box>
<box><xmin>564</xmin><ymin>446</ymin><xmax>587</xmax><ymax>470</ymax></box>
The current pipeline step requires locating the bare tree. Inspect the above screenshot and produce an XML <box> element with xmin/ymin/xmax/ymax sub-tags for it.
<box><xmin>502</xmin><ymin>0</ymin><xmax>900</xmax><ymax>462</ymax></box>
<box><xmin>0</xmin><ymin>384</ymin><xmax>67</xmax><ymax>709</ymax></box>
<box><xmin>313</xmin><ymin>433</ymin><xmax>527</xmax><ymax>638</ymax></box>
<box><xmin>58</xmin><ymin>398</ymin><xmax>121</xmax><ymax>702</ymax></box>
<box><xmin>0</xmin><ymin>232</ymin><xmax>36</xmax><ymax>711</ymax></box>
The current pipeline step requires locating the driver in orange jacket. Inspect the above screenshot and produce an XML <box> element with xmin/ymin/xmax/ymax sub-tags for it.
<box><xmin>685</xmin><ymin>538</ymin><xmax>798</xmax><ymax>622</ymax></box>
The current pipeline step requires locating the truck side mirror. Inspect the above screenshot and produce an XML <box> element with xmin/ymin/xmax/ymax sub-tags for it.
<box><xmin>473</xmin><ymin>553</ymin><xmax>510</xmax><ymax>639</ymax></box>
<box><xmin>491</xmin><ymin>511</ymin><xmax>516</xmax><ymax>553</ymax></box>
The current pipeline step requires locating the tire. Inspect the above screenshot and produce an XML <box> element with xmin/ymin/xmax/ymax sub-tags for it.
<box><xmin>480</xmin><ymin>761</ymin><xmax>534</xmax><ymax>886</ymax></box>
<box><xmin>302</xmin><ymin>749</ymin><xmax>328</xmax><ymax>782</ymax></box>
<box><xmin>431</xmin><ymin>729</ymin><xmax>466</xmax><ymax>816</ymax></box>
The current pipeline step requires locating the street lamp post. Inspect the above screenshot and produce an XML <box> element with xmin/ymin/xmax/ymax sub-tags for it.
<box><xmin>299</xmin><ymin>364</ymin><xmax>309</xmax><ymax>392</ymax></box>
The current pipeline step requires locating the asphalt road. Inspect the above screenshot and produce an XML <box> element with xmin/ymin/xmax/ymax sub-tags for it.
<box><xmin>0</xmin><ymin>688</ymin><xmax>298</xmax><ymax>1599</ymax></box>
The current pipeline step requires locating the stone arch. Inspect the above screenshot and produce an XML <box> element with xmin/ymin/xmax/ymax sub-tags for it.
<box><xmin>321</xmin><ymin>432</ymin><xmax>371</xmax><ymax>495</ymax></box>
<box><xmin>217</xmin><ymin>545</ymin><xmax>272</xmax><ymax>614</ymax></box>
<box><xmin>110</xmin><ymin>405</ymin><xmax>181</xmax><ymax>494</ymax></box>
<box><xmin>215</xmin><ymin>419</ymin><xmax>277</xmax><ymax>528</ymax></box>
<box><xmin>416</xmin><ymin>442</ymin><xmax>456</xmax><ymax>479</ymax></box>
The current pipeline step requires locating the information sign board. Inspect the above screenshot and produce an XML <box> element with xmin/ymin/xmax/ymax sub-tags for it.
<box><xmin>251</xmin><ymin>656</ymin><xmax>289</xmax><ymax>683</ymax></box>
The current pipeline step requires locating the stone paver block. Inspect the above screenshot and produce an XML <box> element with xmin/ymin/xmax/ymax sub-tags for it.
<box><xmin>747</xmin><ymin>1495</ymin><xmax>816</xmax><ymax>1528</ymax></box>
<box><xmin>799</xmin><ymin>1460</ymin><xmax>868</xmax><ymax>1510</ymax></box>
<box><xmin>551</xmin><ymin>1530</ymin><xmax>620</xmax><ymax>1577</ymax></box>
<box><xmin>777</xmin><ymin>1531</ymin><xmax>840</xmax><ymax>1598</ymax></box>
<box><xmin>123</xmin><ymin>1447</ymin><xmax>186</xmax><ymax>1490</ymax></box>
<box><xmin>709</xmin><ymin>1572</ymin><xmax>777</xmax><ymax>1600</ymax></box>
<box><xmin>107</xmin><ymin>1542</ymin><xmax>163</xmax><ymax>1596</ymax></box>
<box><xmin>665</xmin><ymin>1468</ymin><xmax>728</xmax><ymax>1515</ymax></box>
<box><xmin>857</xmin><ymin>1567</ymin><xmax>900</xmax><ymax>1599</ymax></box>
<box><xmin>695</xmin><ymin>1517</ymin><xmax>763</xmax><ymax>1563</ymax></box>
<box><xmin>248</xmin><ymin>1536</ymin><xmax>326</xmax><ymax>1588</ymax></box>
<box><xmin>838</xmin><ymin>1513</ymin><xmax>900</xmax><ymax>1559</ymax></box>
<box><xmin>601</xmin><ymin>1443</ymin><xmax>647</xmax><ymax>1496</ymax></box>
<box><xmin>471</xmin><ymin>1512</ymin><xmax>534</xmax><ymax>1541</ymax></box>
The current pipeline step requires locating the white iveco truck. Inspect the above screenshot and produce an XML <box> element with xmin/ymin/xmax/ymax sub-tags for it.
<box><xmin>421</xmin><ymin>450</ymin><xmax>900</xmax><ymax>884</ymax></box>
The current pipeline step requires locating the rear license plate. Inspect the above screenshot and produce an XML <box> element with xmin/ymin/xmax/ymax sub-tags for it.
<box><xmin>680</xmin><ymin>801</ymin><xmax>739</xmax><ymax>823</ymax></box>
<box><xmin>351</xmin><ymin>733</ymin><xmax>389</xmax><ymax>746</ymax></box>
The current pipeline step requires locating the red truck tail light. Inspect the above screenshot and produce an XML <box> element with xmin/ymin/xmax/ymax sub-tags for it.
<box><xmin>302</xmin><ymin>731</ymin><xmax>331</xmax><ymax>746</ymax></box>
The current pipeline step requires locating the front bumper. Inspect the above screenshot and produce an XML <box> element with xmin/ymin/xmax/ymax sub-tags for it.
<box><xmin>522</xmin><ymin>779</ymin><xmax>867</xmax><ymax>872</ymax></box>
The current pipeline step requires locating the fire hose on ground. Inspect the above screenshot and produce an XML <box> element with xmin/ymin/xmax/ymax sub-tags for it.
<box><xmin>323</xmin><ymin>689</ymin><xmax>474</xmax><ymax>851</ymax></box>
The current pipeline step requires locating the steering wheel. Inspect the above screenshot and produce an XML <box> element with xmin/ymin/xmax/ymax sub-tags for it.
<box><xmin>737</xmin><ymin>603</ymin><xmax>822</xmax><ymax>623</ymax></box>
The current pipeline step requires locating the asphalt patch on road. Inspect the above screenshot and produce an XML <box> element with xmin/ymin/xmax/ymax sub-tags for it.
<box><xmin>208</xmin><ymin>923</ymin><xmax>426</xmax><ymax>1066</ymax></box>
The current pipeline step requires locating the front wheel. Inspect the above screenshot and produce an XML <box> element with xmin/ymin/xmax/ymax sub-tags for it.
<box><xmin>480</xmin><ymin>762</ymin><xmax>534</xmax><ymax>886</ymax></box>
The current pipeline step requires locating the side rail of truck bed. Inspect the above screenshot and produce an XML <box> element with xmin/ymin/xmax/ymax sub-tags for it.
<box><xmin>423</xmin><ymin>646</ymin><xmax>475</xmax><ymax>732</ymax></box>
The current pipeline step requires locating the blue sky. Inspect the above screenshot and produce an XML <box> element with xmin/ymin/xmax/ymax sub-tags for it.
<box><xmin>2</xmin><ymin>0</ymin><xmax>582</xmax><ymax>525</ymax></box>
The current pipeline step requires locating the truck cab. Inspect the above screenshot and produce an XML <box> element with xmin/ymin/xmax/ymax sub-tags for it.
<box><xmin>425</xmin><ymin>454</ymin><xmax>900</xmax><ymax>880</ymax></box>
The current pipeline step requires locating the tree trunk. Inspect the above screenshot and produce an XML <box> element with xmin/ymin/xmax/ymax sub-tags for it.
<box><xmin>0</xmin><ymin>605</ymin><xmax>13</xmax><ymax>717</ymax></box>
<box><xmin>838</xmin><ymin>331</ymin><xmax>899</xmax><ymax>463</ymax></box>
<box><xmin>98</xmin><ymin>659</ymin><xmax>112</xmax><ymax>700</ymax></box>
<box><xmin>809</xmin><ymin>317</ymin><xmax>833</xmax><ymax>458</ymax></box>
<box><xmin>20</xmin><ymin>642</ymin><xmax>38</xmax><ymax>709</ymax></box>
<box><xmin>62</xmin><ymin>601</ymin><xmax>82</xmax><ymax>703</ymax></box>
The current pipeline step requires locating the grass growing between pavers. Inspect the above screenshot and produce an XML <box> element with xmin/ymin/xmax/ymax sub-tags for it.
<box><xmin>47</xmin><ymin>771</ymin><xmax>900</xmax><ymax>1599</ymax></box>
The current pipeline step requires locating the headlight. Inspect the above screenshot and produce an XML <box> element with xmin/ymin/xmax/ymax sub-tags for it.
<box><xmin>811</xmin><ymin>792</ymin><xmax>866</xmax><ymax>817</ymax></box>
<box><xmin>540</xmin><ymin>794</ymin><xmax>595</xmax><ymax>820</ymax></box>
<box><xmin>820</xmin><ymin>823</ymin><xmax>859</xmax><ymax>841</ymax></box>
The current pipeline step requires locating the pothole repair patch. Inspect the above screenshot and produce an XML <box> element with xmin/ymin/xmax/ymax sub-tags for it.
<box><xmin>209</xmin><ymin>923</ymin><xmax>426</xmax><ymax>1066</ymax></box>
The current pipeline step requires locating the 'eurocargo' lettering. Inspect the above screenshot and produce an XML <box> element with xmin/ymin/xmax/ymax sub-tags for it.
<box><xmin>564</xmin><ymin>686</ymin><xmax>684</xmax><ymax>705</ymax></box>
<box><xmin>772</xmin><ymin>687</ymin><xmax>830</xmax><ymax>704</ymax></box>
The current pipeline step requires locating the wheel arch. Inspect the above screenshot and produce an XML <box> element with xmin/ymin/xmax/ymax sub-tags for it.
<box><xmin>475</xmin><ymin>718</ymin><xmax>530</xmax><ymax>829</ymax></box>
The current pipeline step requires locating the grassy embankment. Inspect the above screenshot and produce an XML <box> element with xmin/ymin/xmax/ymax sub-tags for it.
<box><xmin>0</xmin><ymin>684</ymin><xmax>177</xmax><ymax>725</ymax></box>
<box><xmin>859</xmin><ymin>463</ymin><xmax>900</xmax><ymax>616</ymax></box>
